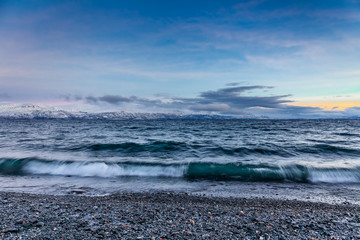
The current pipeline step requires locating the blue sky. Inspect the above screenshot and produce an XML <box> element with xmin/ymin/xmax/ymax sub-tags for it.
<box><xmin>0</xmin><ymin>0</ymin><xmax>359</xmax><ymax>118</ymax></box>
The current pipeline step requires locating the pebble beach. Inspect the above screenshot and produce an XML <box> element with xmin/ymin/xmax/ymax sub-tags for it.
<box><xmin>1</xmin><ymin>191</ymin><xmax>359</xmax><ymax>239</ymax></box>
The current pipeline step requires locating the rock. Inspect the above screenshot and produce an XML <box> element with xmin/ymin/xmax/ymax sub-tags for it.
<box><xmin>35</xmin><ymin>222</ymin><xmax>44</xmax><ymax>227</ymax></box>
<box><xmin>3</xmin><ymin>228</ymin><xmax>19</xmax><ymax>233</ymax></box>
<box><xmin>0</xmin><ymin>192</ymin><xmax>359</xmax><ymax>239</ymax></box>
<box><xmin>70</xmin><ymin>189</ymin><xmax>86</xmax><ymax>194</ymax></box>
<box><xmin>15</xmin><ymin>220</ymin><xmax>23</xmax><ymax>224</ymax></box>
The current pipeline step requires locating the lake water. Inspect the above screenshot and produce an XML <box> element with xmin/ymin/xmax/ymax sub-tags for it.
<box><xmin>1</xmin><ymin>119</ymin><xmax>360</xmax><ymax>204</ymax></box>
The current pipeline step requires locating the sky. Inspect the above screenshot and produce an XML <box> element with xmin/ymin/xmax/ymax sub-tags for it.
<box><xmin>0</xmin><ymin>0</ymin><xmax>359</xmax><ymax>118</ymax></box>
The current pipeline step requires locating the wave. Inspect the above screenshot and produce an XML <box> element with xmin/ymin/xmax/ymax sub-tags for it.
<box><xmin>1</xmin><ymin>158</ymin><xmax>360</xmax><ymax>183</ymax></box>
<box><xmin>186</xmin><ymin>162</ymin><xmax>360</xmax><ymax>183</ymax></box>
<box><xmin>298</xmin><ymin>144</ymin><xmax>360</xmax><ymax>156</ymax></box>
<box><xmin>64</xmin><ymin>141</ymin><xmax>360</xmax><ymax>158</ymax></box>
<box><xmin>72</xmin><ymin>141</ymin><xmax>188</xmax><ymax>153</ymax></box>
<box><xmin>0</xmin><ymin>158</ymin><xmax>185</xmax><ymax>178</ymax></box>
<box><xmin>335</xmin><ymin>132</ymin><xmax>360</xmax><ymax>137</ymax></box>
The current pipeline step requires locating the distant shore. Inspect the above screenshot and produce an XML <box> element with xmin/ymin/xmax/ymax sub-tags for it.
<box><xmin>0</xmin><ymin>191</ymin><xmax>359</xmax><ymax>239</ymax></box>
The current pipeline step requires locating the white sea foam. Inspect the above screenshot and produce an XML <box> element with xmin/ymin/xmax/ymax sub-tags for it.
<box><xmin>13</xmin><ymin>159</ymin><xmax>360</xmax><ymax>183</ymax></box>
<box><xmin>24</xmin><ymin>161</ymin><xmax>186</xmax><ymax>178</ymax></box>
<box><xmin>308</xmin><ymin>168</ymin><xmax>360</xmax><ymax>183</ymax></box>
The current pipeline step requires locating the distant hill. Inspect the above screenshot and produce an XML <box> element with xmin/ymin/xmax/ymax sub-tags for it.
<box><xmin>0</xmin><ymin>104</ymin><xmax>263</xmax><ymax>120</ymax></box>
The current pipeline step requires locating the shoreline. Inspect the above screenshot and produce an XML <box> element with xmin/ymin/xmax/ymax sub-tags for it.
<box><xmin>1</xmin><ymin>191</ymin><xmax>359</xmax><ymax>239</ymax></box>
<box><xmin>2</xmin><ymin>174</ymin><xmax>360</xmax><ymax>206</ymax></box>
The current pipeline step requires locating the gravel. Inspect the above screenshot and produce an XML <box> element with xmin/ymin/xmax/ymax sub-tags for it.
<box><xmin>0</xmin><ymin>191</ymin><xmax>360</xmax><ymax>239</ymax></box>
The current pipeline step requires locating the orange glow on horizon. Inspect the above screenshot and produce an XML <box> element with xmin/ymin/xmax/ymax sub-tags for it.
<box><xmin>289</xmin><ymin>101</ymin><xmax>360</xmax><ymax>110</ymax></box>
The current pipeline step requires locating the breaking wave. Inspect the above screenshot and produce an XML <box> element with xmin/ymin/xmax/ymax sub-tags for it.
<box><xmin>1</xmin><ymin>158</ymin><xmax>360</xmax><ymax>183</ymax></box>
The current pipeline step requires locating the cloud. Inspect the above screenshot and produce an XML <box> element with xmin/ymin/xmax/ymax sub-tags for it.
<box><xmin>226</xmin><ymin>82</ymin><xmax>242</xmax><ymax>86</ymax></box>
<box><xmin>64</xmin><ymin>85</ymin><xmax>293</xmax><ymax>115</ymax></box>
<box><xmin>343</xmin><ymin>106</ymin><xmax>360</xmax><ymax>117</ymax></box>
<box><xmin>60</xmin><ymin>94</ymin><xmax>81</xmax><ymax>101</ymax></box>
<box><xmin>0</xmin><ymin>93</ymin><xmax>10</xmax><ymax>99</ymax></box>
<box><xmin>98</xmin><ymin>95</ymin><xmax>132</xmax><ymax>104</ymax></box>
<box><xmin>311</xmin><ymin>9</ymin><xmax>360</xmax><ymax>21</ymax></box>
<box><xmin>196</xmin><ymin>85</ymin><xmax>291</xmax><ymax>109</ymax></box>
<box><xmin>58</xmin><ymin>84</ymin><xmax>360</xmax><ymax>119</ymax></box>
<box><xmin>246</xmin><ymin>104</ymin><xmax>360</xmax><ymax>119</ymax></box>
<box><xmin>190</xmin><ymin>104</ymin><xmax>230</xmax><ymax>112</ymax></box>
<box><xmin>63</xmin><ymin>94</ymin><xmax>164</xmax><ymax>108</ymax></box>
<box><xmin>85</xmin><ymin>96</ymin><xmax>99</xmax><ymax>104</ymax></box>
<box><xmin>233</xmin><ymin>0</ymin><xmax>266</xmax><ymax>10</ymax></box>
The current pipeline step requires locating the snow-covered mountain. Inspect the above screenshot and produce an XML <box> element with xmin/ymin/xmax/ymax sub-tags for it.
<box><xmin>0</xmin><ymin>104</ymin><xmax>83</xmax><ymax>119</ymax></box>
<box><xmin>0</xmin><ymin>104</ymin><xmax>261</xmax><ymax>120</ymax></box>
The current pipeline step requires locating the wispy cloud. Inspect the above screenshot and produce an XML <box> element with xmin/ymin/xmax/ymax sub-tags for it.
<box><xmin>311</xmin><ymin>9</ymin><xmax>360</xmax><ymax>21</ymax></box>
<box><xmin>233</xmin><ymin>0</ymin><xmax>267</xmax><ymax>10</ymax></box>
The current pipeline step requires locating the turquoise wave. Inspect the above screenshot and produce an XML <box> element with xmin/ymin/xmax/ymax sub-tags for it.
<box><xmin>1</xmin><ymin>158</ymin><xmax>360</xmax><ymax>183</ymax></box>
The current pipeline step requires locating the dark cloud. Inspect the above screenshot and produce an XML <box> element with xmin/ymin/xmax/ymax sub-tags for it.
<box><xmin>190</xmin><ymin>104</ymin><xmax>230</xmax><ymax>112</ymax></box>
<box><xmin>60</xmin><ymin>86</ymin><xmax>360</xmax><ymax>118</ymax></box>
<box><xmin>63</xmin><ymin>94</ymin><xmax>165</xmax><ymax>108</ymax></box>
<box><xmin>85</xmin><ymin>96</ymin><xmax>99</xmax><ymax>104</ymax></box>
<box><xmin>225</xmin><ymin>82</ymin><xmax>242</xmax><ymax>86</ymax></box>
<box><xmin>98</xmin><ymin>95</ymin><xmax>132</xmax><ymax>104</ymax></box>
<box><xmin>200</xmin><ymin>86</ymin><xmax>269</xmax><ymax>98</ymax></box>
<box><xmin>196</xmin><ymin>86</ymin><xmax>290</xmax><ymax>109</ymax></box>
<box><xmin>62</xmin><ymin>85</ymin><xmax>295</xmax><ymax>115</ymax></box>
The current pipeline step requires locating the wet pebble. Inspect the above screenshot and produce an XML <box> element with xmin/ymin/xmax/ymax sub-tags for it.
<box><xmin>0</xmin><ymin>191</ymin><xmax>359</xmax><ymax>239</ymax></box>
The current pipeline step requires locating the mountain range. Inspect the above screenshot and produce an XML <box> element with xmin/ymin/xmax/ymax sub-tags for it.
<box><xmin>0</xmin><ymin>104</ymin><xmax>263</xmax><ymax>120</ymax></box>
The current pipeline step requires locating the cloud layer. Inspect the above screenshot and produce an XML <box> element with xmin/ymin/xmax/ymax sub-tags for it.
<box><xmin>65</xmin><ymin>85</ymin><xmax>289</xmax><ymax>111</ymax></box>
<box><xmin>0</xmin><ymin>1</ymin><xmax>359</xmax><ymax>116</ymax></box>
<box><xmin>62</xmin><ymin>85</ymin><xmax>359</xmax><ymax>119</ymax></box>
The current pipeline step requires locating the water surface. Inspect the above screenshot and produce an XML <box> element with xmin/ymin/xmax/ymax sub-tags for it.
<box><xmin>1</xmin><ymin>119</ymin><xmax>360</xmax><ymax>203</ymax></box>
